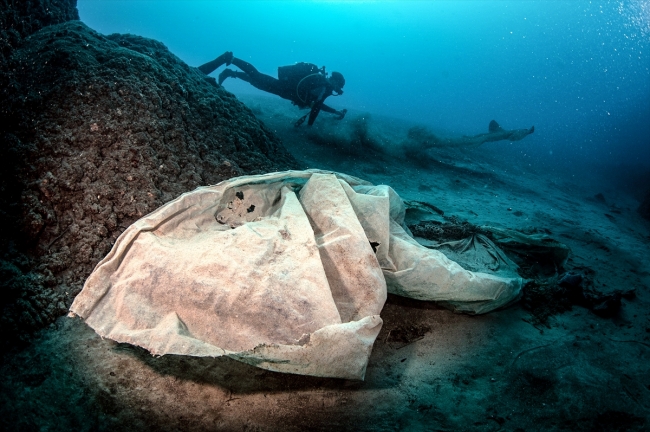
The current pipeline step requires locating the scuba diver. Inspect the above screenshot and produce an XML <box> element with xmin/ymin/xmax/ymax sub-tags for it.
<box><xmin>198</xmin><ymin>51</ymin><xmax>347</xmax><ymax>127</ymax></box>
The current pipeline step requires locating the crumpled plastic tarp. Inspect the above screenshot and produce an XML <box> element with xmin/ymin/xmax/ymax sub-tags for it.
<box><xmin>70</xmin><ymin>170</ymin><xmax>523</xmax><ymax>380</ymax></box>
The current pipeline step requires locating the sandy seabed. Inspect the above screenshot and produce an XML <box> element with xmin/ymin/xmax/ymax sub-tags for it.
<box><xmin>1</xmin><ymin>95</ymin><xmax>648</xmax><ymax>432</ymax></box>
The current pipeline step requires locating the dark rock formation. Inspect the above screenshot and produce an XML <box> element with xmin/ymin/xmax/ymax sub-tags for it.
<box><xmin>0</xmin><ymin>0</ymin><xmax>79</xmax><ymax>69</ymax></box>
<box><xmin>522</xmin><ymin>271</ymin><xmax>637</xmax><ymax>325</ymax></box>
<box><xmin>0</xmin><ymin>19</ymin><xmax>299</xmax><ymax>349</ymax></box>
<box><xmin>639</xmin><ymin>190</ymin><xmax>650</xmax><ymax>221</ymax></box>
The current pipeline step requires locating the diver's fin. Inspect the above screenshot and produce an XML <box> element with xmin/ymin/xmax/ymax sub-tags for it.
<box><xmin>489</xmin><ymin>120</ymin><xmax>504</xmax><ymax>133</ymax></box>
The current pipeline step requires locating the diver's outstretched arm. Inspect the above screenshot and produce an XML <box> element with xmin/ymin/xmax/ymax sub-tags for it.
<box><xmin>320</xmin><ymin>104</ymin><xmax>338</xmax><ymax>114</ymax></box>
<box><xmin>198</xmin><ymin>51</ymin><xmax>234</xmax><ymax>75</ymax></box>
<box><xmin>320</xmin><ymin>104</ymin><xmax>347</xmax><ymax>119</ymax></box>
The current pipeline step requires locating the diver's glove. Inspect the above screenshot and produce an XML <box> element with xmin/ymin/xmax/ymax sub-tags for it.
<box><xmin>337</xmin><ymin>109</ymin><xmax>348</xmax><ymax>120</ymax></box>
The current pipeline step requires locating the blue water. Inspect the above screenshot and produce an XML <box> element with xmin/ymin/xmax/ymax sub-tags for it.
<box><xmin>78</xmin><ymin>1</ymin><xmax>650</xmax><ymax>175</ymax></box>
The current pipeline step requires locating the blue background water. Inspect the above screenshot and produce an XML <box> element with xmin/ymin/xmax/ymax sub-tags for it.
<box><xmin>78</xmin><ymin>1</ymin><xmax>650</xmax><ymax>176</ymax></box>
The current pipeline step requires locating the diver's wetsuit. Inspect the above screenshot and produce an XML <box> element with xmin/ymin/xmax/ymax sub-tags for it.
<box><xmin>199</xmin><ymin>53</ymin><xmax>345</xmax><ymax>126</ymax></box>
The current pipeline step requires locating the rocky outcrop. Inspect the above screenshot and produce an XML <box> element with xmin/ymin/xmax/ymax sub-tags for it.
<box><xmin>0</xmin><ymin>19</ymin><xmax>299</xmax><ymax>349</ymax></box>
<box><xmin>0</xmin><ymin>0</ymin><xmax>78</xmax><ymax>69</ymax></box>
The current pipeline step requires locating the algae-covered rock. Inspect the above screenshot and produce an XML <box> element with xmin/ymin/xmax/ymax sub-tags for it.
<box><xmin>0</xmin><ymin>20</ymin><xmax>299</xmax><ymax>348</ymax></box>
<box><xmin>0</xmin><ymin>0</ymin><xmax>79</xmax><ymax>69</ymax></box>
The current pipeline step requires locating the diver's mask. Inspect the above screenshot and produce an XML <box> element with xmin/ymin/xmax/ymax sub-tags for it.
<box><xmin>329</xmin><ymin>71</ymin><xmax>345</xmax><ymax>96</ymax></box>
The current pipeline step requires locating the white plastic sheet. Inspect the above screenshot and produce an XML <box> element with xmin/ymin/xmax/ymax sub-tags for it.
<box><xmin>70</xmin><ymin>170</ymin><xmax>522</xmax><ymax>379</ymax></box>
